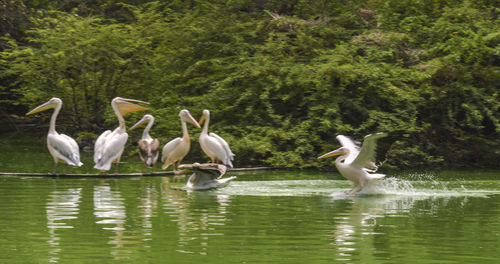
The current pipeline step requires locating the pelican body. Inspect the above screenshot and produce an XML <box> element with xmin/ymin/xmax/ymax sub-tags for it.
<box><xmin>26</xmin><ymin>98</ymin><xmax>82</xmax><ymax>174</ymax></box>
<box><xmin>130</xmin><ymin>114</ymin><xmax>160</xmax><ymax>168</ymax></box>
<box><xmin>94</xmin><ymin>97</ymin><xmax>149</xmax><ymax>171</ymax></box>
<box><xmin>161</xmin><ymin>110</ymin><xmax>200</xmax><ymax>170</ymax></box>
<box><xmin>318</xmin><ymin>133</ymin><xmax>387</xmax><ymax>194</ymax></box>
<box><xmin>198</xmin><ymin>109</ymin><xmax>235</xmax><ymax>168</ymax></box>
<box><xmin>179</xmin><ymin>163</ymin><xmax>236</xmax><ymax>190</ymax></box>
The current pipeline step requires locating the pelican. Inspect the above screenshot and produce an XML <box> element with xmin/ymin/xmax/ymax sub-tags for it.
<box><xmin>130</xmin><ymin>114</ymin><xmax>160</xmax><ymax>168</ymax></box>
<box><xmin>198</xmin><ymin>109</ymin><xmax>235</xmax><ymax>168</ymax></box>
<box><xmin>161</xmin><ymin>109</ymin><xmax>200</xmax><ymax>171</ymax></box>
<box><xmin>179</xmin><ymin>163</ymin><xmax>236</xmax><ymax>190</ymax></box>
<box><xmin>26</xmin><ymin>97</ymin><xmax>82</xmax><ymax>174</ymax></box>
<box><xmin>94</xmin><ymin>97</ymin><xmax>149</xmax><ymax>171</ymax></box>
<box><xmin>318</xmin><ymin>133</ymin><xmax>388</xmax><ymax>194</ymax></box>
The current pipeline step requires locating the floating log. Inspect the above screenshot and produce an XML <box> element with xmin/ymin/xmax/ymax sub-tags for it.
<box><xmin>0</xmin><ymin>166</ymin><xmax>277</xmax><ymax>178</ymax></box>
<box><xmin>229</xmin><ymin>166</ymin><xmax>277</xmax><ymax>171</ymax></box>
<box><xmin>0</xmin><ymin>171</ymin><xmax>174</xmax><ymax>178</ymax></box>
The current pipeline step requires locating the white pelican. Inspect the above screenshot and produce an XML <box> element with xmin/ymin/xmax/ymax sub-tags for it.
<box><xmin>94</xmin><ymin>97</ymin><xmax>149</xmax><ymax>171</ymax></box>
<box><xmin>179</xmin><ymin>163</ymin><xmax>236</xmax><ymax>190</ymax></box>
<box><xmin>198</xmin><ymin>109</ymin><xmax>235</xmax><ymax>168</ymax></box>
<box><xmin>318</xmin><ymin>133</ymin><xmax>388</xmax><ymax>194</ymax></box>
<box><xmin>161</xmin><ymin>109</ymin><xmax>200</xmax><ymax>171</ymax></box>
<box><xmin>130</xmin><ymin>114</ymin><xmax>160</xmax><ymax>168</ymax></box>
<box><xmin>26</xmin><ymin>97</ymin><xmax>83</xmax><ymax>174</ymax></box>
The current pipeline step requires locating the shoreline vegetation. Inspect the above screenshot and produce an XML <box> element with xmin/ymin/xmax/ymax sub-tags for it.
<box><xmin>0</xmin><ymin>0</ymin><xmax>499</xmax><ymax>170</ymax></box>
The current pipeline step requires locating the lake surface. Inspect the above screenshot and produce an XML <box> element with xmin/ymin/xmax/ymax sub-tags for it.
<box><xmin>1</xmin><ymin>169</ymin><xmax>500</xmax><ymax>263</ymax></box>
<box><xmin>1</xmin><ymin>135</ymin><xmax>500</xmax><ymax>263</ymax></box>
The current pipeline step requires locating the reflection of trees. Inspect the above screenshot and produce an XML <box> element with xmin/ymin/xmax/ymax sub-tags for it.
<box><xmin>46</xmin><ymin>188</ymin><xmax>82</xmax><ymax>263</ymax></box>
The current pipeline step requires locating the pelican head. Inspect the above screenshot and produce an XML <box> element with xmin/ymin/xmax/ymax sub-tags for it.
<box><xmin>198</xmin><ymin>109</ymin><xmax>210</xmax><ymax>125</ymax></box>
<box><xmin>112</xmin><ymin>97</ymin><xmax>149</xmax><ymax>116</ymax></box>
<box><xmin>26</xmin><ymin>98</ymin><xmax>62</xmax><ymax>116</ymax></box>
<box><xmin>318</xmin><ymin>147</ymin><xmax>348</xmax><ymax>160</ymax></box>
<box><xmin>179</xmin><ymin>109</ymin><xmax>201</xmax><ymax>128</ymax></box>
<box><xmin>130</xmin><ymin>114</ymin><xmax>154</xmax><ymax>130</ymax></box>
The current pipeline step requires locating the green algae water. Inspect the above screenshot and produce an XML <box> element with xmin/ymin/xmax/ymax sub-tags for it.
<box><xmin>1</xmin><ymin>170</ymin><xmax>500</xmax><ymax>263</ymax></box>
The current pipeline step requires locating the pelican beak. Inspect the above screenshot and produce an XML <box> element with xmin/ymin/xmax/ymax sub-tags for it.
<box><xmin>187</xmin><ymin>113</ymin><xmax>201</xmax><ymax>128</ymax></box>
<box><xmin>198</xmin><ymin>114</ymin><xmax>206</xmax><ymax>125</ymax></box>
<box><xmin>318</xmin><ymin>148</ymin><xmax>346</xmax><ymax>159</ymax></box>
<box><xmin>130</xmin><ymin>115</ymin><xmax>149</xmax><ymax>130</ymax></box>
<box><xmin>115</xmin><ymin>97</ymin><xmax>149</xmax><ymax>116</ymax></box>
<box><xmin>26</xmin><ymin>100</ymin><xmax>55</xmax><ymax>116</ymax></box>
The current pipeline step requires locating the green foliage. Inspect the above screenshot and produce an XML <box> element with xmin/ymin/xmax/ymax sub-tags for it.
<box><xmin>0</xmin><ymin>0</ymin><xmax>499</xmax><ymax>169</ymax></box>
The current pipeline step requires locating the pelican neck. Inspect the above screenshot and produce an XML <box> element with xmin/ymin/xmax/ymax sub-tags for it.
<box><xmin>201</xmin><ymin>112</ymin><xmax>210</xmax><ymax>135</ymax></box>
<box><xmin>142</xmin><ymin>118</ymin><xmax>154</xmax><ymax>140</ymax></box>
<box><xmin>48</xmin><ymin>101</ymin><xmax>62</xmax><ymax>134</ymax></box>
<box><xmin>181</xmin><ymin>118</ymin><xmax>189</xmax><ymax>140</ymax></box>
<box><xmin>112</xmin><ymin>101</ymin><xmax>126</xmax><ymax>130</ymax></box>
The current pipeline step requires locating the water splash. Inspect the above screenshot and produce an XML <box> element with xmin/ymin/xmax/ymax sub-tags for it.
<box><xmin>179</xmin><ymin>175</ymin><xmax>500</xmax><ymax>199</ymax></box>
<box><xmin>354</xmin><ymin>177</ymin><xmax>491</xmax><ymax>198</ymax></box>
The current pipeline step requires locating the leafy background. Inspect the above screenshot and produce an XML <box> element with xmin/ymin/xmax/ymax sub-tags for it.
<box><xmin>1</xmin><ymin>0</ymin><xmax>498</xmax><ymax>169</ymax></box>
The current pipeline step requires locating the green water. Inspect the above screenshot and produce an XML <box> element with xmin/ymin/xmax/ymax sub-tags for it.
<box><xmin>2</xmin><ymin>170</ymin><xmax>500</xmax><ymax>263</ymax></box>
<box><xmin>1</xmin><ymin>136</ymin><xmax>500</xmax><ymax>263</ymax></box>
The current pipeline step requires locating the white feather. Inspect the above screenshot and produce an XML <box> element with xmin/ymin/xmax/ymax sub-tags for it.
<box><xmin>48</xmin><ymin>132</ymin><xmax>83</xmax><ymax>166</ymax></box>
<box><xmin>94</xmin><ymin>129</ymin><xmax>129</xmax><ymax>171</ymax></box>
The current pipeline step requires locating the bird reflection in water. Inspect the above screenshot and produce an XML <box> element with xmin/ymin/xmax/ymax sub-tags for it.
<box><xmin>161</xmin><ymin>178</ymin><xmax>231</xmax><ymax>255</ymax></box>
<box><xmin>93</xmin><ymin>184</ymin><xmax>130</xmax><ymax>260</ymax></box>
<box><xmin>326</xmin><ymin>194</ymin><xmax>432</xmax><ymax>262</ymax></box>
<box><xmin>138</xmin><ymin>182</ymin><xmax>159</xmax><ymax>239</ymax></box>
<box><xmin>46</xmin><ymin>188</ymin><xmax>82</xmax><ymax>263</ymax></box>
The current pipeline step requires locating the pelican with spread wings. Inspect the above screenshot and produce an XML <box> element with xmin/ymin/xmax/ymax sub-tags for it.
<box><xmin>26</xmin><ymin>98</ymin><xmax>83</xmax><ymax>174</ymax></box>
<box><xmin>318</xmin><ymin>133</ymin><xmax>387</xmax><ymax>194</ymax></box>
<box><xmin>179</xmin><ymin>163</ymin><xmax>236</xmax><ymax>190</ymax></box>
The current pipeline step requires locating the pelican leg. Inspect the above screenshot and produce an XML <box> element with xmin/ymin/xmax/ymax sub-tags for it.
<box><xmin>53</xmin><ymin>163</ymin><xmax>58</xmax><ymax>175</ymax></box>
<box><xmin>173</xmin><ymin>162</ymin><xmax>188</xmax><ymax>176</ymax></box>
<box><xmin>113</xmin><ymin>162</ymin><xmax>120</xmax><ymax>174</ymax></box>
<box><xmin>173</xmin><ymin>163</ymin><xmax>180</xmax><ymax>174</ymax></box>
<box><xmin>353</xmin><ymin>185</ymin><xmax>363</xmax><ymax>194</ymax></box>
<box><xmin>359</xmin><ymin>182</ymin><xmax>366</xmax><ymax>192</ymax></box>
<box><xmin>346</xmin><ymin>185</ymin><xmax>361</xmax><ymax>195</ymax></box>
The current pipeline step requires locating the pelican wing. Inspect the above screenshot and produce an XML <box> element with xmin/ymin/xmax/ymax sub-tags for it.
<box><xmin>152</xmin><ymin>139</ymin><xmax>160</xmax><ymax>162</ymax></box>
<box><xmin>336</xmin><ymin>135</ymin><xmax>360</xmax><ymax>164</ymax></box>
<box><xmin>48</xmin><ymin>133</ymin><xmax>82</xmax><ymax>166</ymax></box>
<box><xmin>351</xmin><ymin>132</ymin><xmax>387</xmax><ymax>170</ymax></box>
<box><xmin>94</xmin><ymin>131</ymin><xmax>129</xmax><ymax>170</ymax></box>
<box><xmin>202</xmin><ymin>134</ymin><xmax>233</xmax><ymax>168</ymax></box>
<box><xmin>161</xmin><ymin>137</ymin><xmax>181</xmax><ymax>163</ymax></box>
<box><xmin>209</xmin><ymin>132</ymin><xmax>235</xmax><ymax>161</ymax></box>
<box><xmin>60</xmin><ymin>134</ymin><xmax>80</xmax><ymax>154</ymax></box>
<box><xmin>181</xmin><ymin>163</ymin><xmax>227</xmax><ymax>179</ymax></box>
<box><xmin>138</xmin><ymin>138</ymin><xmax>160</xmax><ymax>166</ymax></box>
<box><xmin>138</xmin><ymin>139</ymin><xmax>149</xmax><ymax>161</ymax></box>
<box><xmin>94</xmin><ymin>130</ymin><xmax>112</xmax><ymax>163</ymax></box>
